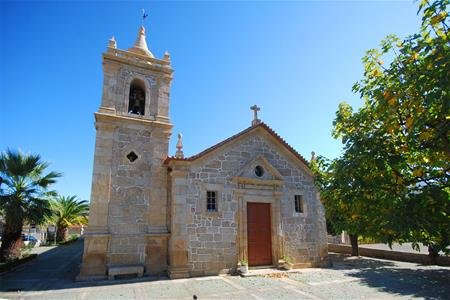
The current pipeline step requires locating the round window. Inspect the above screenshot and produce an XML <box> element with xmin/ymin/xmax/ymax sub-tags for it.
<box><xmin>254</xmin><ymin>165</ymin><xmax>264</xmax><ymax>177</ymax></box>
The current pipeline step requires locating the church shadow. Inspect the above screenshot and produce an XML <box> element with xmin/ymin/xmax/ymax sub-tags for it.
<box><xmin>326</xmin><ymin>253</ymin><xmax>450</xmax><ymax>300</ymax></box>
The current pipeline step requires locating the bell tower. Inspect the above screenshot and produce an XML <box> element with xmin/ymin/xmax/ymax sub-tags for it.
<box><xmin>78</xmin><ymin>25</ymin><xmax>173</xmax><ymax>280</ymax></box>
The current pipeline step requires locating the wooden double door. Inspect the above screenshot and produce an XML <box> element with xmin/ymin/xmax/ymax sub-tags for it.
<box><xmin>247</xmin><ymin>202</ymin><xmax>272</xmax><ymax>266</ymax></box>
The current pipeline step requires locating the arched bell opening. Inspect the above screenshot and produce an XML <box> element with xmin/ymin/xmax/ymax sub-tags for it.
<box><xmin>128</xmin><ymin>79</ymin><xmax>146</xmax><ymax>116</ymax></box>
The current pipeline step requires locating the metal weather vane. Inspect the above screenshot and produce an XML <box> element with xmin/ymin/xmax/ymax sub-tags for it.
<box><xmin>142</xmin><ymin>9</ymin><xmax>148</xmax><ymax>25</ymax></box>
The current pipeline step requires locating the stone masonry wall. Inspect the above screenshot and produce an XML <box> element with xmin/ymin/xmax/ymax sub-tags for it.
<box><xmin>107</xmin><ymin>125</ymin><xmax>169</xmax><ymax>267</ymax></box>
<box><xmin>182</xmin><ymin>133</ymin><xmax>328</xmax><ymax>275</ymax></box>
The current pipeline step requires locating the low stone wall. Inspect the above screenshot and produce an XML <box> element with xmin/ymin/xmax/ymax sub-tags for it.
<box><xmin>328</xmin><ymin>243</ymin><xmax>450</xmax><ymax>266</ymax></box>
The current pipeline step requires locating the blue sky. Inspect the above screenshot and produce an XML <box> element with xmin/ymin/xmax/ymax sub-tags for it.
<box><xmin>0</xmin><ymin>1</ymin><xmax>421</xmax><ymax>200</ymax></box>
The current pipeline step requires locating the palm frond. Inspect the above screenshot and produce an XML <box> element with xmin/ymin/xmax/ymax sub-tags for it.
<box><xmin>49</xmin><ymin>195</ymin><xmax>89</xmax><ymax>228</ymax></box>
<box><xmin>25</xmin><ymin>197</ymin><xmax>52</xmax><ymax>225</ymax></box>
<box><xmin>2</xmin><ymin>150</ymin><xmax>41</xmax><ymax>178</ymax></box>
<box><xmin>35</xmin><ymin>171</ymin><xmax>62</xmax><ymax>188</ymax></box>
<box><xmin>0</xmin><ymin>149</ymin><xmax>60</xmax><ymax>226</ymax></box>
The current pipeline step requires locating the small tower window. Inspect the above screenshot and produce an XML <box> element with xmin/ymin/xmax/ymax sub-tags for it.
<box><xmin>294</xmin><ymin>195</ymin><xmax>303</xmax><ymax>213</ymax></box>
<box><xmin>126</xmin><ymin>151</ymin><xmax>138</xmax><ymax>162</ymax></box>
<box><xmin>207</xmin><ymin>191</ymin><xmax>217</xmax><ymax>212</ymax></box>
<box><xmin>128</xmin><ymin>79</ymin><xmax>146</xmax><ymax>116</ymax></box>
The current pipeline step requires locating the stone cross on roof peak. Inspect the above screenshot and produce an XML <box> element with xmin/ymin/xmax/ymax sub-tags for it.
<box><xmin>250</xmin><ymin>105</ymin><xmax>261</xmax><ymax>126</ymax></box>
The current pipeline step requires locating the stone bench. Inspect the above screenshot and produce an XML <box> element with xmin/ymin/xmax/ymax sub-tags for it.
<box><xmin>108</xmin><ymin>265</ymin><xmax>144</xmax><ymax>280</ymax></box>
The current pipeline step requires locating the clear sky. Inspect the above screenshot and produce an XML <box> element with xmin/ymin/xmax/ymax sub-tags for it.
<box><xmin>0</xmin><ymin>1</ymin><xmax>421</xmax><ymax>201</ymax></box>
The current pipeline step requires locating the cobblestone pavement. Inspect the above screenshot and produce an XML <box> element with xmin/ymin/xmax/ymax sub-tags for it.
<box><xmin>0</xmin><ymin>240</ymin><xmax>449</xmax><ymax>300</ymax></box>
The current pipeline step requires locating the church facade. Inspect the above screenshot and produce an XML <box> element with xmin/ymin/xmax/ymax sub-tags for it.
<box><xmin>78</xmin><ymin>26</ymin><xmax>329</xmax><ymax>280</ymax></box>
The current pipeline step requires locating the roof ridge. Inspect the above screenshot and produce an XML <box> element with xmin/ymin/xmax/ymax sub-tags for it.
<box><xmin>259</xmin><ymin>122</ymin><xmax>309</xmax><ymax>166</ymax></box>
<box><xmin>164</xmin><ymin>122</ymin><xmax>309</xmax><ymax>167</ymax></box>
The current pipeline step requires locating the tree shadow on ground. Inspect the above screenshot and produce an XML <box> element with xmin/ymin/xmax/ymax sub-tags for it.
<box><xmin>328</xmin><ymin>253</ymin><xmax>450</xmax><ymax>300</ymax></box>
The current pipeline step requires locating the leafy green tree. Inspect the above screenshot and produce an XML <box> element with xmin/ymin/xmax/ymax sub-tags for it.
<box><xmin>48</xmin><ymin>195</ymin><xmax>88</xmax><ymax>242</ymax></box>
<box><xmin>318</xmin><ymin>0</ymin><xmax>449</xmax><ymax>260</ymax></box>
<box><xmin>311</xmin><ymin>152</ymin><xmax>390</xmax><ymax>256</ymax></box>
<box><xmin>0</xmin><ymin>150</ymin><xmax>61</xmax><ymax>261</ymax></box>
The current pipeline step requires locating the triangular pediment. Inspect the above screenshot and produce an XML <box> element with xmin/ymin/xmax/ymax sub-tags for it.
<box><xmin>233</xmin><ymin>155</ymin><xmax>284</xmax><ymax>186</ymax></box>
<box><xmin>165</xmin><ymin>123</ymin><xmax>312</xmax><ymax>178</ymax></box>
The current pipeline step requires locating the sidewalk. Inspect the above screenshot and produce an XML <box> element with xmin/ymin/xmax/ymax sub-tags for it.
<box><xmin>0</xmin><ymin>238</ymin><xmax>84</xmax><ymax>292</ymax></box>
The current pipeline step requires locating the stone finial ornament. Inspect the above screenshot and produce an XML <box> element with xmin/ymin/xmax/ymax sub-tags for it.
<box><xmin>175</xmin><ymin>133</ymin><xmax>184</xmax><ymax>158</ymax></box>
<box><xmin>311</xmin><ymin>151</ymin><xmax>316</xmax><ymax>162</ymax></box>
<box><xmin>250</xmin><ymin>105</ymin><xmax>261</xmax><ymax>126</ymax></box>
<box><xmin>163</xmin><ymin>51</ymin><xmax>171</xmax><ymax>62</ymax></box>
<box><xmin>128</xmin><ymin>26</ymin><xmax>154</xmax><ymax>58</ymax></box>
<box><xmin>108</xmin><ymin>36</ymin><xmax>117</xmax><ymax>49</ymax></box>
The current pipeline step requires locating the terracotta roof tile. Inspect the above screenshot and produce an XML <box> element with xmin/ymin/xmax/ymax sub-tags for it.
<box><xmin>164</xmin><ymin>122</ymin><xmax>310</xmax><ymax>168</ymax></box>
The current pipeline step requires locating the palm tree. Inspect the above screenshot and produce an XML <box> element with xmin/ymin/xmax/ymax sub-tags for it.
<box><xmin>49</xmin><ymin>195</ymin><xmax>88</xmax><ymax>242</ymax></box>
<box><xmin>0</xmin><ymin>149</ymin><xmax>61</xmax><ymax>262</ymax></box>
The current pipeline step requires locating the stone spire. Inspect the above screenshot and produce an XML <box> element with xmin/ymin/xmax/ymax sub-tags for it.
<box><xmin>175</xmin><ymin>133</ymin><xmax>184</xmax><ymax>158</ymax></box>
<box><xmin>128</xmin><ymin>26</ymin><xmax>154</xmax><ymax>58</ymax></box>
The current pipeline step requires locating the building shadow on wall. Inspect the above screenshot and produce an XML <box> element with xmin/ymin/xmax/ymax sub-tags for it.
<box><xmin>328</xmin><ymin>253</ymin><xmax>450</xmax><ymax>300</ymax></box>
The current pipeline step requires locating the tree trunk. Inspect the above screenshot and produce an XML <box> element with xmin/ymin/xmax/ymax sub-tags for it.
<box><xmin>56</xmin><ymin>226</ymin><xmax>68</xmax><ymax>242</ymax></box>
<box><xmin>0</xmin><ymin>219</ymin><xmax>23</xmax><ymax>262</ymax></box>
<box><xmin>428</xmin><ymin>244</ymin><xmax>439</xmax><ymax>265</ymax></box>
<box><xmin>349</xmin><ymin>234</ymin><xmax>359</xmax><ymax>256</ymax></box>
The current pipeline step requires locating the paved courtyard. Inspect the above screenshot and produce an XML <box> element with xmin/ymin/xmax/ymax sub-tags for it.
<box><xmin>0</xmin><ymin>239</ymin><xmax>449</xmax><ymax>299</ymax></box>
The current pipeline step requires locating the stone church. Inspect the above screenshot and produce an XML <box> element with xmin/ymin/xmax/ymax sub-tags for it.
<box><xmin>78</xmin><ymin>25</ymin><xmax>328</xmax><ymax>280</ymax></box>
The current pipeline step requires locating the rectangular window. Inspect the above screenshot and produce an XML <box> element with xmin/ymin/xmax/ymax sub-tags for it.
<box><xmin>207</xmin><ymin>191</ymin><xmax>217</xmax><ymax>212</ymax></box>
<box><xmin>294</xmin><ymin>195</ymin><xmax>303</xmax><ymax>213</ymax></box>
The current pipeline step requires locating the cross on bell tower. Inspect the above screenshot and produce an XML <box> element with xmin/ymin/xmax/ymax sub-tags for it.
<box><xmin>250</xmin><ymin>105</ymin><xmax>261</xmax><ymax>126</ymax></box>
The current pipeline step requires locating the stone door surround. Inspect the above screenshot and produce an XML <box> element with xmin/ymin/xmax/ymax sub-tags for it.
<box><xmin>235</xmin><ymin>187</ymin><xmax>283</xmax><ymax>267</ymax></box>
